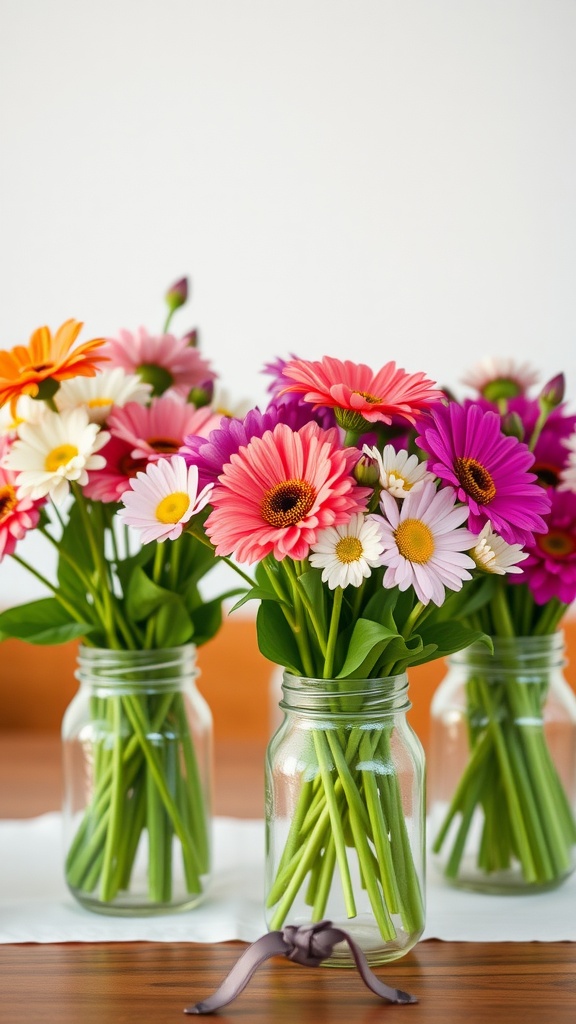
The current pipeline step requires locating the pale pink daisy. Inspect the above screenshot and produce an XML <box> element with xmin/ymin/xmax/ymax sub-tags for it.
<box><xmin>108</xmin><ymin>396</ymin><xmax>222</xmax><ymax>462</ymax></box>
<box><xmin>0</xmin><ymin>437</ymin><xmax>44</xmax><ymax>559</ymax></box>
<box><xmin>309</xmin><ymin>512</ymin><xmax>385</xmax><ymax>589</ymax></box>
<box><xmin>461</xmin><ymin>357</ymin><xmax>540</xmax><ymax>401</ymax></box>
<box><xmin>118</xmin><ymin>455</ymin><xmax>213</xmax><ymax>543</ymax></box>
<box><xmin>374</xmin><ymin>481</ymin><xmax>477</xmax><ymax>606</ymax></box>
<box><xmin>100</xmin><ymin>328</ymin><xmax>216</xmax><ymax>400</ymax></box>
<box><xmin>469</xmin><ymin>522</ymin><xmax>528</xmax><ymax>575</ymax></box>
<box><xmin>56</xmin><ymin>367</ymin><xmax>152</xmax><ymax>423</ymax></box>
<box><xmin>204</xmin><ymin>422</ymin><xmax>372</xmax><ymax>564</ymax></box>
<box><xmin>363</xmin><ymin>443</ymin><xmax>433</xmax><ymax>498</ymax></box>
<box><xmin>4</xmin><ymin>407</ymin><xmax>109</xmax><ymax>505</ymax></box>
<box><xmin>279</xmin><ymin>355</ymin><xmax>443</xmax><ymax>429</ymax></box>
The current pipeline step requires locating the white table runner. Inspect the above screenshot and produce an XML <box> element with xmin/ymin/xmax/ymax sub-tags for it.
<box><xmin>1</xmin><ymin>813</ymin><xmax>574</xmax><ymax>944</ymax></box>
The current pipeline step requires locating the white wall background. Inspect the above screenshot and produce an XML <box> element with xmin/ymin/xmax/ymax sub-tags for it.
<box><xmin>1</xmin><ymin>0</ymin><xmax>576</xmax><ymax>604</ymax></box>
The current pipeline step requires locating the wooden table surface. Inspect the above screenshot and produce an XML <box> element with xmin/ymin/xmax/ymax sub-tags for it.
<box><xmin>1</xmin><ymin>732</ymin><xmax>575</xmax><ymax>1024</ymax></box>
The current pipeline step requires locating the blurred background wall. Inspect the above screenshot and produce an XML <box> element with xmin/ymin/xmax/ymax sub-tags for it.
<box><xmin>1</xmin><ymin>0</ymin><xmax>575</xmax><ymax>606</ymax></box>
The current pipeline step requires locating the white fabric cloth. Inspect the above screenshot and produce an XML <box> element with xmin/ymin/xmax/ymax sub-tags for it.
<box><xmin>0</xmin><ymin>813</ymin><xmax>575</xmax><ymax>944</ymax></box>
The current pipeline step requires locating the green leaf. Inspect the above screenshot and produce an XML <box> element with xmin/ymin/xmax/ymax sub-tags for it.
<box><xmin>297</xmin><ymin>569</ymin><xmax>327</xmax><ymax>635</ymax></box>
<box><xmin>229</xmin><ymin>586</ymin><xmax>276</xmax><ymax>614</ymax></box>
<box><xmin>153</xmin><ymin>598</ymin><xmax>194</xmax><ymax>647</ymax></box>
<box><xmin>125</xmin><ymin>566</ymin><xmax>170</xmax><ymax>621</ymax></box>
<box><xmin>336</xmin><ymin>618</ymin><xmax>400</xmax><ymax>678</ymax></box>
<box><xmin>410</xmin><ymin>621</ymin><xmax>492</xmax><ymax>665</ymax></box>
<box><xmin>189</xmin><ymin>597</ymin><xmax>224</xmax><ymax>647</ymax></box>
<box><xmin>0</xmin><ymin>599</ymin><xmax>93</xmax><ymax>645</ymax></box>
<box><xmin>256</xmin><ymin>601</ymin><xmax>301</xmax><ymax>674</ymax></box>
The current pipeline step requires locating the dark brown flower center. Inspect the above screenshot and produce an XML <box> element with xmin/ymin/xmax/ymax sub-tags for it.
<box><xmin>260</xmin><ymin>479</ymin><xmax>316</xmax><ymax>528</ymax></box>
<box><xmin>532</xmin><ymin>461</ymin><xmax>560</xmax><ymax>488</ymax></box>
<box><xmin>454</xmin><ymin>457</ymin><xmax>496</xmax><ymax>505</ymax></box>
<box><xmin>537</xmin><ymin>530</ymin><xmax>576</xmax><ymax>560</ymax></box>
<box><xmin>149</xmin><ymin>437</ymin><xmax>181</xmax><ymax>454</ymax></box>
<box><xmin>119</xmin><ymin>454</ymin><xmax>148</xmax><ymax>478</ymax></box>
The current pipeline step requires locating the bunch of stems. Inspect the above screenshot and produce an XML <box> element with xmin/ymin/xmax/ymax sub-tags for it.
<box><xmin>433</xmin><ymin>583</ymin><xmax>576</xmax><ymax>885</ymax></box>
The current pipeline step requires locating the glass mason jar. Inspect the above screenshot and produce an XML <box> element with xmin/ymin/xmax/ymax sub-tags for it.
<box><xmin>62</xmin><ymin>644</ymin><xmax>213</xmax><ymax>915</ymax></box>
<box><xmin>265</xmin><ymin>672</ymin><xmax>426</xmax><ymax>966</ymax></box>
<box><xmin>428</xmin><ymin>632</ymin><xmax>576</xmax><ymax>893</ymax></box>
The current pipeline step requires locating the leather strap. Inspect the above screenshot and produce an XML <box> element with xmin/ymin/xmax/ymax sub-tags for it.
<box><xmin>184</xmin><ymin>920</ymin><xmax>417</xmax><ymax>1014</ymax></box>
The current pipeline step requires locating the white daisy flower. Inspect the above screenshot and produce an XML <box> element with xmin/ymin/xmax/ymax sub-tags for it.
<box><xmin>0</xmin><ymin>395</ymin><xmax>46</xmax><ymax>435</ymax></box>
<box><xmin>470</xmin><ymin>522</ymin><xmax>528</xmax><ymax>575</ymax></box>
<box><xmin>56</xmin><ymin>367</ymin><xmax>152</xmax><ymax>424</ymax></box>
<box><xmin>309</xmin><ymin>512</ymin><xmax>385</xmax><ymax>589</ymax></box>
<box><xmin>211</xmin><ymin>387</ymin><xmax>252</xmax><ymax>420</ymax></box>
<box><xmin>559</xmin><ymin>431</ymin><xmax>576</xmax><ymax>493</ymax></box>
<box><xmin>363</xmin><ymin>443</ymin><xmax>432</xmax><ymax>498</ymax></box>
<box><xmin>118</xmin><ymin>454</ymin><xmax>214</xmax><ymax>543</ymax></box>
<box><xmin>374</xmin><ymin>481</ymin><xmax>477</xmax><ymax>606</ymax></box>
<box><xmin>4</xmin><ymin>407</ymin><xmax>109</xmax><ymax>505</ymax></box>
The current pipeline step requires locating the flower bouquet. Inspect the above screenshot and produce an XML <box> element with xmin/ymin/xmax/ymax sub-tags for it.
<box><xmin>0</xmin><ymin>279</ymin><xmax>239</xmax><ymax>912</ymax></box>
<box><xmin>428</xmin><ymin>359</ymin><xmax>576</xmax><ymax>890</ymax></box>
<box><xmin>129</xmin><ymin>353</ymin><xmax>549</xmax><ymax>954</ymax></box>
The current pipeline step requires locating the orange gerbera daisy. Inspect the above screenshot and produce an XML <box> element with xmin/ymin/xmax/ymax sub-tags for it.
<box><xmin>0</xmin><ymin>319</ymin><xmax>106</xmax><ymax>413</ymax></box>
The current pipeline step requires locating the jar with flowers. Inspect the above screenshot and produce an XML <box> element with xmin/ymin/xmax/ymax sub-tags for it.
<box><xmin>153</xmin><ymin>352</ymin><xmax>550</xmax><ymax>962</ymax></box>
<box><xmin>427</xmin><ymin>359</ymin><xmax>576</xmax><ymax>892</ymax></box>
<box><xmin>0</xmin><ymin>278</ymin><xmax>241</xmax><ymax>914</ymax></box>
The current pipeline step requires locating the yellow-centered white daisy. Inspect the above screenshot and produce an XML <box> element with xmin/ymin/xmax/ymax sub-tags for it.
<box><xmin>56</xmin><ymin>367</ymin><xmax>152</xmax><ymax>424</ymax></box>
<box><xmin>0</xmin><ymin>394</ymin><xmax>46</xmax><ymax>435</ymax></box>
<box><xmin>118</xmin><ymin>454</ymin><xmax>214</xmax><ymax>543</ymax></box>
<box><xmin>470</xmin><ymin>522</ymin><xmax>528</xmax><ymax>575</ymax></box>
<box><xmin>309</xmin><ymin>512</ymin><xmax>385</xmax><ymax>589</ymax></box>
<box><xmin>363</xmin><ymin>443</ymin><xmax>432</xmax><ymax>498</ymax></box>
<box><xmin>375</xmin><ymin>480</ymin><xmax>477</xmax><ymax>606</ymax></box>
<box><xmin>4</xmin><ymin>407</ymin><xmax>109</xmax><ymax>505</ymax></box>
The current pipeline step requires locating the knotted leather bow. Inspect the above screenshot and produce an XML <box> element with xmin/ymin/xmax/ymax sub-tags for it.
<box><xmin>184</xmin><ymin>920</ymin><xmax>417</xmax><ymax>1014</ymax></box>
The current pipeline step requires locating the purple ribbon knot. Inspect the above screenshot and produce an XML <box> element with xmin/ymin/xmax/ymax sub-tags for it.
<box><xmin>184</xmin><ymin>920</ymin><xmax>417</xmax><ymax>1014</ymax></box>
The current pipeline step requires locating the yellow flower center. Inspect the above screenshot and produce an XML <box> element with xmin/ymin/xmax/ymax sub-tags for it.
<box><xmin>45</xmin><ymin>444</ymin><xmax>78</xmax><ymax>472</ymax></box>
<box><xmin>335</xmin><ymin>536</ymin><xmax>363</xmax><ymax>564</ymax></box>
<box><xmin>87</xmin><ymin>397</ymin><xmax>113</xmax><ymax>409</ymax></box>
<box><xmin>260</xmin><ymin>479</ymin><xmax>316</xmax><ymax>528</ymax></box>
<box><xmin>395</xmin><ymin>518</ymin><xmax>435</xmax><ymax>563</ymax></box>
<box><xmin>454</xmin><ymin>457</ymin><xmax>496</xmax><ymax>505</ymax></box>
<box><xmin>155</xmin><ymin>492</ymin><xmax>190</xmax><ymax>524</ymax></box>
<box><xmin>354</xmin><ymin>390</ymin><xmax>382</xmax><ymax>404</ymax></box>
<box><xmin>0</xmin><ymin>484</ymin><xmax>17</xmax><ymax>522</ymax></box>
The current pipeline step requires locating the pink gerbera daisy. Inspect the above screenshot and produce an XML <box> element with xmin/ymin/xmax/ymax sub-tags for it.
<box><xmin>512</xmin><ymin>489</ymin><xmax>576</xmax><ymax>606</ymax></box>
<box><xmin>0</xmin><ymin>437</ymin><xmax>44</xmax><ymax>559</ymax></box>
<box><xmin>108</xmin><ymin>396</ymin><xmax>222</xmax><ymax>462</ymax></box>
<box><xmin>374</xmin><ymin>481</ymin><xmax>477</xmax><ymax>606</ymax></box>
<box><xmin>84</xmin><ymin>435</ymin><xmax>149</xmax><ymax>503</ymax></box>
<box><xmin>417</xmin><ymin>402</ymin><xmax>551</xmax><ymax>546</ymax></box>
<box><xmin>99</xmin><ymin>327</ymin><xmax>216</xmax><ymax>400</ymax></box>
<box><xmin>118</xmin><ymin>455</ymin><xmax>213</xmax><ymax>543</ymax></box>
<box><xmin>204</xmin><ymin>421</ymin><xmax>372</xmax><ymax>563</ymax></box>
<box><xmin>279</xmin><ymin>355</ymin><xmax>443</xmax><ymax>431</ymax></box>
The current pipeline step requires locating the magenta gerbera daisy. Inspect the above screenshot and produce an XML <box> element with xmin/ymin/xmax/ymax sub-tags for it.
<box><xmin>0</xmin><ymin>438</ymin><xmax>44</xmax><ymax>559</ymax></box>
<box><xmin>279</xmin><ymin>355</ymin><xmax>443</xmax><ymax>430</ymax></box>
<box><xmin>417</xmin><ymin>402</ymin><xmax>551</xmax><ymax>546</ymax></box>
<box><xmin>99</xmin><ymin>327</ymin><xmax>216</xmax><ymax>399</ymax></box>
<box><xmin>204</xmin><ymin>421</ymin><xmax>372</xmax><ymax>563</ymax></box>
<box><xmin>109</xmin><ymin>396</ymin><xmax>222</xmax><ymax>462</ymax></box>
<box><xmin>514</xmin><ymin>489</ymin><xmax>576</xmax><ymax>606</ymax></box>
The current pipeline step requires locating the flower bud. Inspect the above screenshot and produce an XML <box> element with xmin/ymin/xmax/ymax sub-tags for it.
<box><xmin>165</xmin><ymin>277</ymin><xmax>189</xmax><ymax>313</ymax></box>
<box><xmin>182</xmin><ymin>328</ymin><xmax>199</xmax><ymax>349</ymax></box>
<box><xmin>539</xmin><ymin>373</ymin><xmax>565</xmax><ymax>411</ymax></box>
<box><xmin>500</xmin><ymin>410</ymin><xmax>524</xmax><ymax>441</ymax></box>
<box><xmin>188</xmin><ymin>381</ymin><xmax>214</xmax><ymax>408</ymax></box>
<box><xmin>353</xmin><ymin>453</ymin><xmax>380</xmax><ymax>488</ymax></box>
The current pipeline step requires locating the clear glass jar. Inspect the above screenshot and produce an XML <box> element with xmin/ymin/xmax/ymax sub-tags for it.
<box><xmin>265</xmin><ymin>672</ymin><xmax>426</xmax><ymax>966</ymax></box>
<box><xmin>62</xmin><ymin>644</ymin><xmax>212</xmax><ymax>915</ymax></box>
<box><xmin>428</xmin><ymin>632</ymin><xmax>576</xmax><ymax>893</ymax></box>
